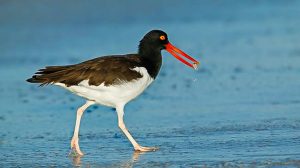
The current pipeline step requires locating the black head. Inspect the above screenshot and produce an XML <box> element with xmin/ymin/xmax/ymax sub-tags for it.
<box><xmin>139</xmin><ymin>30</ymin><xmax>169</xmax><ymax>52</ymax></box>
<box><xmin>139</xmin><ymin>29</ymin><xmax>200</xmax><ymax>70</ymax></box>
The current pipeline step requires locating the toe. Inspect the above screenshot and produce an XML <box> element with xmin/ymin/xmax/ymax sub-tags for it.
<box><xmin>74</xmin><ymin>146</ymin><xmax>84</xmax><ymax>156</ymax></box>
<box><xmin>135</xmin><ymin>146</ymin><xmax>159</xmax><ymax>152</ymax></box>
<box><xmin>70</xmin><ymin>138</ymin><xmax>84</xmax><ymax>156</ymax></box>
<box><xmin>69</xmin><ymin>147</ymin><xmax>84</xmax><ymax>157</ymax></box>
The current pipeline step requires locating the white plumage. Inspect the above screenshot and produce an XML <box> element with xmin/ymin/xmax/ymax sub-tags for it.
<box><xmin>27</xmin><ymin>30</ymin><xmax>200</xmax><ymax>155</ymax></box>
<box><xmin>55</xmin><ymin>67</ymin><xmax>153</xmax><ymax>107</ymax></box>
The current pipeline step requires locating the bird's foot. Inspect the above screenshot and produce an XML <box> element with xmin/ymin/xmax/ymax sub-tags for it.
<box><xmin>69</xmin><ymin>147</ymin><xmax>84</xmax><ymax>157</ymax></box>
<box><xmin>69</xmin><ymin>137</ymin><xmax>84</xmax><ymax>156</ymax></box>
<box><xmin>134</xmin><ymin>146</ymin><xmax>159</xmax><ymax>152</ymax></box>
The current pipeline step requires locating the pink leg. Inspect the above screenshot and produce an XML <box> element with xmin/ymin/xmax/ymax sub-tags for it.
<box><xmin>70</xmin><ymin>101</ymin><xmax>95</xmax><ymax>156</ymax></box>
<box><xmin>116</xmin><ymin>105</ymin><xmax>158</xmax><ymax>152</ymax></box>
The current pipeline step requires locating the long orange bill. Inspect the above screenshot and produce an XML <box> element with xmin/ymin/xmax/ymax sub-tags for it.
<box><xmin>165</xmin><ymin>42</ymin><xmax>200</xmax><ymax>70</ymax></box>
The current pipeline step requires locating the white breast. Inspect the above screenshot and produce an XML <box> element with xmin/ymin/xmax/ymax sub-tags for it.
<box><xmin>55</xmin><ymin>67</ymin><xmax>153</xmax><ymax>107</ymax></box>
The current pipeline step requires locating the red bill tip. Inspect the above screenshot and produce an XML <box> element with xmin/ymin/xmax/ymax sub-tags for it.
<box><xmin>165</xmin><ymin>43</ymin><xmax>200</xmax><ymax>70</ymax></box>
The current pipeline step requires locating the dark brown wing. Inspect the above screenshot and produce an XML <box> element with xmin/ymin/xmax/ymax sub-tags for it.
<box><xmin>26</xmin><ymin>54</ymin><xmax>143</xmax><ymax>86</ymax></box>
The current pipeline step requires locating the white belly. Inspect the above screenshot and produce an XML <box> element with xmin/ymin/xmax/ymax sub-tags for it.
<box><xmin>55</xmin><ymin>67</ymin><xmax>153</xmax><ymax>107</ymax></box>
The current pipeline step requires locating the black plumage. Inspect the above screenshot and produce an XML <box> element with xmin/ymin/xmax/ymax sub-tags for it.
<box><xmin>27</xmin><ymin>30</ymin><xmax>167</xmax><ymax>87</ymax></box>
<box><xmin>26</xmin><ymin>29</ymin><xmax>199</xmax><ymax>154</ymax></box>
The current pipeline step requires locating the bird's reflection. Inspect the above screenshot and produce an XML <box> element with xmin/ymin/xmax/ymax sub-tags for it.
<box><xmin>117</xmin><ymin>151</ymin><xmax>145</xmax><ymax>168</ymax></box>
<box><xmin>132</xmin><ymin>151</ymin><xmax>144</xmax><ymax>162</ymax></box>
<box><xmin>70</xmin><ymin>155</ymin><xmax>82</xmax><ymax>167</ymax></box>
<box><xmin>70</xmin><ymin>151</ymin><xmax>145</xmax><ymax>167</ymax></box>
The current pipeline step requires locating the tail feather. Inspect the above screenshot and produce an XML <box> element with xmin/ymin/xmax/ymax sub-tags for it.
<box><xmin>26</xmin><ymin>66</ymin><xmax>71</xmax><ymax>86</ymax></box>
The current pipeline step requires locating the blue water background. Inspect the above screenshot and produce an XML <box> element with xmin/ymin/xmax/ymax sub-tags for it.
<box><xmin>0</xmin><ymin>0</ymin><xmax>300</xmax><ymax>167</ymax></box>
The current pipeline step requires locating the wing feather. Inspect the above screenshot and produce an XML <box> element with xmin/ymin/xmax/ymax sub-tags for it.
<box><xmin>26</xmin><ymin>54</ymin><xmax>143</xmax><ymax>86</ymax></box>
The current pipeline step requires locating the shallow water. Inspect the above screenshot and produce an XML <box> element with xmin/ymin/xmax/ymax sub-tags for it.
<box><xmin>1</xmin><ymin>0</ymin><xmax>300</xmax><ymax>167</ymax></box>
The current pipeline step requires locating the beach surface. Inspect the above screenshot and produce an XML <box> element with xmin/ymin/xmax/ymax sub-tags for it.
<box><xmin>0</xmin><ymin>0</ymin><xmax>300</xmax><ymax>167</ymax></box>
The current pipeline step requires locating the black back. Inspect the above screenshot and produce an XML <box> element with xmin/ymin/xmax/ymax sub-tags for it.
<box><xmin>26</xmin><ymin>30</ymin><xmax>169</xmax><ymax>86</ymax></box>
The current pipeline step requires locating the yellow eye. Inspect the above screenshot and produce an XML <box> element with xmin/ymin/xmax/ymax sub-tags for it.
<box><xmin>160</xmin><ymin>35</ymin><xmax>166</xmax><ymax>40</ymax></box>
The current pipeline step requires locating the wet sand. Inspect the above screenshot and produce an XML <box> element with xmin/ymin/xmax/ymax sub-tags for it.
<box><xmin>1</xmin><ymin>0</ymin><xmax>300</xmax><ymax>167</ymax></box>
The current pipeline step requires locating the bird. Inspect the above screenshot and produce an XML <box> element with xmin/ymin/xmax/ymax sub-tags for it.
<box><xmin>26</xmin><ymin>30</ymin><xmax>200</xmax><ymax>156</ymax></box>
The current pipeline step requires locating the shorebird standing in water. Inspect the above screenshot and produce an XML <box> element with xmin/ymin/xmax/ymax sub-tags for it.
<box><xmin>27</xmin><ymin>30</ymin><xmax>200</xmax><ymax>156</ymax></box>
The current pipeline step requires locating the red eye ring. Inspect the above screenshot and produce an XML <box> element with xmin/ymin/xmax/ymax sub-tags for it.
<box><xmin>160</xmin><ymin>35</ymin><xmax>166</xmax><ymax>40</ymax></box>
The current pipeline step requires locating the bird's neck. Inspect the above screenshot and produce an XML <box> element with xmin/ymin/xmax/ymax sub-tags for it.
<box><xmin>138</xmin><ymin>43</ymin><xmax>162</xmax><ymax>79</ymax></box>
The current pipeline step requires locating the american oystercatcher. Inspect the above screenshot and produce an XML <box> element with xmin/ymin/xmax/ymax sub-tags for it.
<box><xmin>27</xmin><ymin>30</ymin><xmax>200</xmax><ymax>155</ymax></box>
